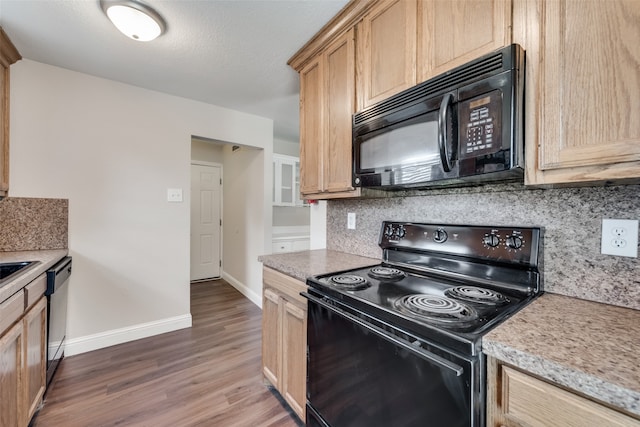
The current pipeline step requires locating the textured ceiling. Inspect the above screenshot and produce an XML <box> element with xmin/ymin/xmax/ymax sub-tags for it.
<box><xmin>0</xmin><ymin>0</ymin><xmax>349</xmax><ymax>142</ymax></box>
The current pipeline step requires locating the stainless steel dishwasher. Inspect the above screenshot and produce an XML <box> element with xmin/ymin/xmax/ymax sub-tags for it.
<box><xmin>45</xmin><ymin>256</ymin><xmax>72</xmax><ymax>388</ymax></box>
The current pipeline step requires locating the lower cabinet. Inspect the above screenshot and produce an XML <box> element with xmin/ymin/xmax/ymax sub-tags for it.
<box><xmin>0</xmin><ymin>276</ymin><xmax>48</xmax><ymax>427</ymax></box>
<box><xmin>262</xmin><ymin>267</ymin><xmax>307</xmax><ymax>421</ymax></box>
<box><xmin>487</xmin><ymin>356</ymin><xmax>640</xmax><ymax>427</ymax></box>
<box><xmin>24</xmin><ymin>297</ymin><xmax>47</xmax><ymax>423</ymax></box>
<box><xmin>0</xmin><ymin>318</ymin><xmax>23</xmax><ymax>427</ymax></box>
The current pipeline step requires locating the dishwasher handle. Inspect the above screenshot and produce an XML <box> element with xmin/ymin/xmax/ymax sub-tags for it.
<box><xmin>46</xmin><ymin>256</ymin><xmax>72</xmax><ymax>295</ymax></box>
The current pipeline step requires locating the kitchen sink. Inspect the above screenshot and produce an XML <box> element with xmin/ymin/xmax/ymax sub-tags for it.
<box><xmin>0</xmin><ymin>261</ymin><xmax>37</xmax><ymax>287</ymax></box>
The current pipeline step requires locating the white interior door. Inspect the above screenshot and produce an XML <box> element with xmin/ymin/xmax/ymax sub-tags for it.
<box><xmin>190</xmin><ymin>163</ymin><xmax>222</xmax><ymax>281</ymax></box>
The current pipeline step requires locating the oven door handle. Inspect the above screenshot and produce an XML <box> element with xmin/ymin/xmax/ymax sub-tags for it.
<box><xmin>302</xmin><ymin>292</ymin><xmax>465</xmax><ymax>377</ymax></box>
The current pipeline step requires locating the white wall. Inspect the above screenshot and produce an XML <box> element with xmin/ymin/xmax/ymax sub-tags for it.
<box><xmin>273</xmin><ymin>206</ymin><xmax>310</xmax><ymax>227</ymax></box>
<box><xmin>273</xmin><ymin>138</ymin><xmax>300</xmax><ymax>157</ymax></box>
<box><xmin>220</xmin><ymin>144</ymin><xmax>270</xmax><ymax>306</ymax></box>
<box><xmin>309</xmin><ymin>200</ymin><xmax>327</xmax><ymax>249</ymax></box>
<box><xmin>10</xmin><ymin>59</ymin><xmax>273</xmax><ymax>354</ymax></box>
<box><xmin>191</xmin><ymin>138</ymin><xmax>224</xmax><ymax>163</ymax></box>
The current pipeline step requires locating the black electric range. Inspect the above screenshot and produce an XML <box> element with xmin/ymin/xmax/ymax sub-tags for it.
<box><xmin>303</xmin><ymin>221</ymin><xmax>542</xmax><ymax>427</ymax></box>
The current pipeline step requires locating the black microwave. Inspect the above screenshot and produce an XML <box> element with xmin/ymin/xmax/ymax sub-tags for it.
<box><xmin>353</xmin><ymin>44</ymin><xmax>525</xmax><ymax>189</ymax></box>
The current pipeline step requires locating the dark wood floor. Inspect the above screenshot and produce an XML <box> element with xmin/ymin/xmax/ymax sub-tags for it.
<box><xmin>33</xmin><ymin>280</ymin><xmax>302</xmax><ymax>427</ymax></box>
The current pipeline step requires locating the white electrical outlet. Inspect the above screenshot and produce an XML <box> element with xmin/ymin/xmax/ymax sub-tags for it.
<box><xmin>347</xmin><ymin>213</ymin><xmax>356</xmax><ymax>230</ymax></box>
<box><xmin>601</xmin><ymin>219</ymin><xmax>638</xmax><ymax>257</ymax></box>
<box><xmin>167</xmin><ymin>188</ymin><xmax>183</xmax><ymax>203</ymax></box>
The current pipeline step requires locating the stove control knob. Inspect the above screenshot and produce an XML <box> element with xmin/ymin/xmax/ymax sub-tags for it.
<box><xmin>483</xmin><ymin>234</ymin><xmax>500</xmax><ymax>247</ymax></box>
<box><xmin>397</xmin><ymin>226</ymin><xmax>406</xmax><ymax>238</ymax></box>
<box><xmin>506</xmin><ymin>235</ymin><xmax>523</xmax><ymax>249</ymax></box>
<box><xmin>384</xmin><ymin>224</ymin><xmax>394</xmax><ymax>237</ymax></box>
<box><xmin>433</xmin><ymin>228</ymin><xmax>448</xmax><ymax>243</ymax></box>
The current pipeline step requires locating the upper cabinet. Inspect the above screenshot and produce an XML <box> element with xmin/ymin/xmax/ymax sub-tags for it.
<box><xmin>273</xmin><ymin>154</ymin><xmax>306</xmax><ymax>207</ymax></box>
<box><xmin>299</xmin><ymin>57</ymin><xmax>323</xmax><ymax>196</ymax></box>
<box><xmin>517</xmin><ymin>0</ymin><xmax>640</xmax><ymax>186</ymax></box>
<box><xmin>358</xmin><ymin>0</ymin><xmax>512</xmax><ymax>109</ymax></box>
<box><xmin>418</xmin><ymin>0</ymin><xmax>512</xmax><ymax>81</ymax></box>
<box><xmin>0</xmin><ymin>28</ymin><xmax>22</xmax><ymax>199</ymax></box>
<box><xmin>297</xmin><ymin>28</ymin><xmax>360</xmax><ymax>199</ymax></box>
<box><xmin>357</xmin><ymin>0</ymin><xmax>417</xmax><ymax>109</ymax></box>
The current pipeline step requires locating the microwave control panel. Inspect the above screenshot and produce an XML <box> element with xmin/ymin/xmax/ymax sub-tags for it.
<box><xmin>459</xmin><ymin>90</ymin><xmax>502</xmax><ymax>159</ymax></box>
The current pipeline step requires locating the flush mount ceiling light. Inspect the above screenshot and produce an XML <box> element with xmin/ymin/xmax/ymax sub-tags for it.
<box><xmin>100</xmin><ymin>0</ymin><xmax>166</xmax><ymax>42</ymax></box>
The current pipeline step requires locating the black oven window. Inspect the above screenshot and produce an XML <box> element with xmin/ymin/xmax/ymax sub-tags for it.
<box><xmin>359</xmin><ymin>113</ymin><xmax>440</xmax><ymax>171</ymax></box>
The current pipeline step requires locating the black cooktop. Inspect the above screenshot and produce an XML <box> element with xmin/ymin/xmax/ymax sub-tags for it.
<box><xmin>307</xmin><ymin>221</ymin><xmax>543</xmax><ymax>356</ymax></box>
<box><xmin>308</xmin><ymin>264</ymin><xmax>537</xmax><ymax>355</ymax></box>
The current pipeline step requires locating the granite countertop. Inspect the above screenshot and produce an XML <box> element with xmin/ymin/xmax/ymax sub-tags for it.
<box><xmin>259</xmin><ymin>249</ymin><xmax>379</xmax><ymax>282</ymax></box>
<box><xmin>0</xmin><ymin>249</ymin><xmax>69</xmax><ymax>303</ymax></box>
<box><xmin>484</xmin><ymin>293</ymin><xmax>640</xmax><ymax>418</ymax></box>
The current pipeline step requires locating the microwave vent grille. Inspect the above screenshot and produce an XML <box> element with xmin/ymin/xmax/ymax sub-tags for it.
<box><xmin>354</xmin><ymin>50</ymin><xmax>509</xmax><ymax>126</ymax></box>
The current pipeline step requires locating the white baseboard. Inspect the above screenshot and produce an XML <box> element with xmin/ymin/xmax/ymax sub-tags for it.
<box><xmin>222</xmin><ymin>271</ymin><xmax>262</xmax><ymax>309</ymax></box>
<box><xmin>65</xmin><ymin>314</ymin><xmax>192</xmax><ymax>356</ymax></box>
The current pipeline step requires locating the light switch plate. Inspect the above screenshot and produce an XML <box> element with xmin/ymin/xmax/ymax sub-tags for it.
<box><xmin>601</xmin><ymin>219</ymin><xmax>638</xmax><ymax>257</ymax></box>
<box><xmin>167</xmin><ymin>188</ymin><xmax>183</xmax><ymax>203</ymax></box>
<box><xmin>347</xmin><ymin>213</ymin><xmax>356</xmax><ymax>230</ymax></box>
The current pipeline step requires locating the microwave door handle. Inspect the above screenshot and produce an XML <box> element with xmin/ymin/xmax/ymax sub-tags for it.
<box><xmin>438</xmin><ymin>93</ymin><xmax>454</xmax><ymax>172</ymax></box>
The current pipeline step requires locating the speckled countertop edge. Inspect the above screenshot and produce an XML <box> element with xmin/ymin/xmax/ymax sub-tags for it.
<box><xmin>0</xmin><ymin>249</ymin><xmax>69</xmax><ymax>303</ymax></box>
<box><xmin>484</xmin><ymin>293</ymin><xmax>640</xmax><ymax>417</ymax></box>
<box><xmin>259</xmin><ymin>249</ymin><xmax>379</xmax><ymax>283</ymax></box>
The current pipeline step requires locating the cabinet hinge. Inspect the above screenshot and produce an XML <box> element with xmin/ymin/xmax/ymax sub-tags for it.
<box><xmin>220</xmin><ymin>219</ymin><xmax>222</xmax><ymax>226</ymax></box>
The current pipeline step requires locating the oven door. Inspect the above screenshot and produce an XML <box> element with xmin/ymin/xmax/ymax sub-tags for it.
<box><xmin>304</xmin><ymin>292</ymin><xmax>481</xmax><ymax>427</ymax></box>
<box><xmin>353</xmin><ymin>92</ymin><xmax>458</xmax><ymax>189</ymax></box>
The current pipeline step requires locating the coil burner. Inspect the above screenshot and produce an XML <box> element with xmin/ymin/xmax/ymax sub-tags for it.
<box><xmin>394</xmin><ymin>294</ymin><xmax>478</xmax><ymax>325</ymax></box>
<box><xmin>368</xmin><ymin>266</ymin><xmax>406</xmax><ymax>281</ymax></box>
<box><xmin>444</xmin><ymin>286</ymin><xmax>509</xmax><ymax>306</ymax></box>
<box><xmin>327</xmin><ymin>274</ymin><xmax>370</xmax><ymax>291</ymax></box>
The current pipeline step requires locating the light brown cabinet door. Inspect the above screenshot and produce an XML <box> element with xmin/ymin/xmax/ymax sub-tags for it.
<box><xmin>261</xmin><ymin>288</ymin><xmax>281</xmax><ymax>389</ymax></box>
<box><xmin>281</xmin><ymin>300</ymin><xmax>307</xmax><ymax>421</ymax></box>
<box><xmin>262</xmin><ymin>268</ymin><xmax>308</xmax><ymax>423</ymax></box>
<box><xmin>522</xmin><ymin>0</ymin><xmax>640</xmax><ymax>185</ymax></box>
<box><xmin>299</xmin><ymin>58</ymin><xmax>324</xmax><ymax>196</ymax></box>
<box><xmin>358</xmin><ymin>0</ymin><xmax>417</xmax><ymax>108</ymax></box>
<box><xmin>487</xmin><ymin>357</ymin><xmax>640</xmax><ymax>427</ymax></box>
<box><xmin>418</xmin><ymin>0</ymin><xmax>512</xmax><ymax>82</ymax></box>
<box><xmin>299</xmin><ymin>29</ymin><xmax>359</xmax><ymax>200</ymax></box>
<box><xmin>0</xmin><ymin>28</ymin><xmax>21</xmax><ymax>198</ymax></box>
<box><xmin>323</xmin><ymin>28</ymin><xmax>356</xmax><ymax>194</ymax></box>
<box><xmin>0</xmin><ymin>320</ymin><xmax>24</xmax><ymax>427</ymax></box>
<box><xmin>0</xmin><ymin>66</ymin><xmax>8</xmax><ymax>196</ymax></box>
<box><xmin>24</xmin><ymin>297</ymin><xmax>47</xmax><ymax>424</ymax></box>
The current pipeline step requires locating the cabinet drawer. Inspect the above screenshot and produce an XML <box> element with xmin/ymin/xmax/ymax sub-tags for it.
<box><xmin>0</xmin><ymin>290</ymin><xmax>24</xmax><ymax>336</ymax></box>
<box><xmin>25</xmin><ymin>274</ymin><xmax>47</xmax><ymax>309</ymax></box>
<box><xmin>272</xmin><ymin>241</ymin><xmax>293</xmax><ymax>253</ymax></box>
<box><xmin>263</xmin><ymin>267</ymin><xmax>308</xmax><ymax>306</ymax></box>
<box><xmin>501</xmin><ymin>366</ymin><xmax>639</xmax><ymax>427</ymax></box>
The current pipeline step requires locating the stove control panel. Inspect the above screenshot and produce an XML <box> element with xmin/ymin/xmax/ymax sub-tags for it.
<box><xmin>379</xmin><ymin>222</ymin><xmax>541</xmax><ymax>267</ymax></box>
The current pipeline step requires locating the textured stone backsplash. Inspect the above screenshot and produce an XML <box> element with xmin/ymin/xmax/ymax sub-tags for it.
<box><xmin>327</xmin><ymin>184</ymin><xmax>640</xmax><ymax>311</ymax></box>
<box><xmin>0</xmin><ymin>197</ymin><xmax>68</xmax><ymax>251</ymax></box>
